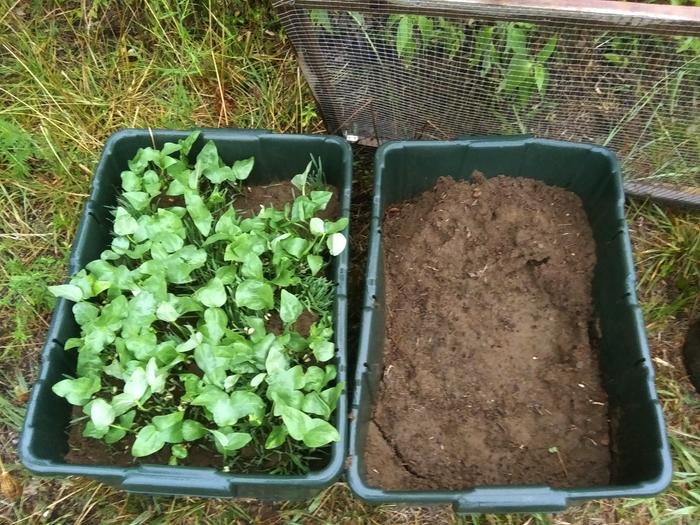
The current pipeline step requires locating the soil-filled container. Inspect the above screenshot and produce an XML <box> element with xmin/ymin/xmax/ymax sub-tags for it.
<box><xmin>348</xmin><ymin>137</ymin><xmax>672</xmax><ymax>513</ymax></box>
<box><xmin>20</xmin><ymin>129</ymin><xmax>351</xmax><ymax>499</ymax></box>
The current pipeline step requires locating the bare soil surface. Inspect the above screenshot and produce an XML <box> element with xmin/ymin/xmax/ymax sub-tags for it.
<box><xmin>364</xmin><ymin>174</ymin><xmax>611</xmax><ymax>490</ymax></box>
<box><xmin>237</xmin><ymin>180</ymin><xmax>340</xmax><ymax>220</ymax></box>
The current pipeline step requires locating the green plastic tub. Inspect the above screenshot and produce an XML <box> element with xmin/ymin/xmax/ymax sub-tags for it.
<box><xmin>348</xmin><ymin>137</ymin><xmax>672</xmax><ymax>513</ymax></box>
<box><xmin>20</xmin><ymin>129</ymin><xmax>352</xmax><ymax>499</ymax></box>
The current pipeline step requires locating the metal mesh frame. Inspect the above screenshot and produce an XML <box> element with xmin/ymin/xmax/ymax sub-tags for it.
<box><xmin>274</xmin><ymin>0</ymin><xmax>700</xmax><ymax>206</ymax></box>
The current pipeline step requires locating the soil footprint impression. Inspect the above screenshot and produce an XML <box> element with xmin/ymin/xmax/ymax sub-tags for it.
<box><xmin>364</xmin><ymin>174</ymin><xmax>611</xmax><ymax>490</ymax></box>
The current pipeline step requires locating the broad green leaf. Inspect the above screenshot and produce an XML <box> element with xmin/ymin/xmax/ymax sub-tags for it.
<box><xmin>327</xmin><ymin>232</ymin><xmax>347</xmax><ymax>256</ymax></box>
<box><xmin>114</xmin><ymin>207</ymin><xmax>139</xmax><ymax>236</ymax></box>
<box><xmin>241</xmin><ymin>252</ymin><xmax>263</xmax><ymax>280</ymax></box>
<box><xmin>309</xmin><ymin>9</ymin><xmax>332</xmax><ymax>32</ymax></box>
<box><xmin>167</xmin><ymin>178</ymin><xmax>186</xmax><ymax>196</ymax></box>
<box><xmin>76</xmin><ymin>346</ymin><xmax>103</xmax><ymax>377</ymax></box>
<box><xmin>309</xmin><ymin>190</ymin><xmax>332</xmax><ymax>211</ymax></box>
<box><xmin>145</xmin><ymin>357</ymin><xmax>167</xmax><ymax>393</ymax></box>
<box><xmin>309</xmin><ymin>217</ymin><xmax>324</xmax><ymax>236</ymax></box>
<box><xmin>310</xmin><ymin>340</ymin><xmax>335</xmax><ymax>362</ymax></box>
<box><xmin>87</xmin><ymin>398</ymin><xmax>115</xmax><ymax>430</ymax></box>
<box><xmin>72</xmin><ymin>302</ymin><xmax>99</xmax><ymax>326</ymax></box>
<box><xmin>215</xmin><ymin>209</ymin><xmax>239</xmax><ymax>235</ymax></box>
<box><xmin>70</xmin><ymin>270</ymin><xmax>110</xmax><ymax>299</ymax></box>
<box><xmin>103</xmin><ymin>359</ymin><xmax>124</xmax><ymax>380</ymax></box>
<box><xmin>111</xmin><ymin>236</ymin><xmax>130</xmax><ymax>255</ymax></box>
<box><xmin>152</xmin><ymin>411</ymin><xmax>184</xmax><ymax>443</ymax></box>
<box><xmin>179</xmin><ymin>130</ymin><xmax>200</xmax><ymax>156</ymax></box>
<box><xmin>160</xmin><ymin>340</ymin><xmax>184</xmax><ymax>364</ymax></box>
<box><xmin>82</xmin><ymin>420</ymin><xmax>108</xmax><ymax>439</ymax></box>
<box><xmin>52</xmin><ymin>376</ymin><xmax>100</xmax><ymax>406</ymax></box>
<box><xmin>194</xmin><ymin>141</ymin><xmax>219</xmax><ymax>176</ymax></box>
<box><xmin>301</xmin><ymin>391</ymin><xmax>331</xmax><ymax>418</ymax></box>
<box><xmin>303</xmin><ymin>418</ymin><xmax>339</xmax><ymax>448</ymax></box>
<box><xmin>235</xmin><ymin>279</ymin><xmax>274</xmax><ymax>311</ymax></box>
<box><xmin>104</xmin><ymin>425</ymin><xmax>126</xmax><ymax>445</ymax></box>
<box><xmin>132</xmin><ymin>424</ymin><xmax>166</xmax><ymax>457</ymax></box>
<box><xmin>124</xmin><ymin>330</ymin><xmax>158</xmax><ymax>360</ymax></box>
<box><xmin>194</xmin><ymin>277</ymin><xmax>227</xmax><ymax>308</ymax></box>
<box><xmin>152</xmin><ymin>411</ymin><xmax>184</xmax><ymax>431</ymax></box>
<box><xmin>192</xmin><ymin>386</ymin><xmax>231</xmax><ymax>425</ymax></box>
<box><xmin>534</xmin><ymin>63</ymin><xmax>546</xmax><ymax>92</ymax></box>
<box><xmin>121</xmin><ymin>170</ymin><xmax>141</xmax><ymax>191</ymax></box>
<box><xmin>85</xmin><ymin>261</ymin><xmax>134</xmax><ymax>290</ymax></box>
<box><xmin>215</xmin><ymin>265</ymin><xmax>238</xmax><ymax>285</ymax></box>
<box><xmin>229</xmin><ymin>390</ymin><xmax>266</xmax><ymax>424</ymax></box>
<box><xmin>278</xmin><ymin>404</ymin><xmax>308</xmax><ymax>441</ymax></box>
<box><xmin>279</xmin><ymin>290</ymin><xmax>303</xmax><ymax>325</ymax></box>
<box><xmin>205</xmin><ymin>166</ymin><xmax>234</xmax><ymax>184</ymax></box>
<box><xmin>194</xmin><ymin>343</ymin><xmax>226</xmax><ymax>386</ymax></box>
<box><xmin>264</xmin><ymin>425</ymin><xmax>288</xmax><ymax>449</ymax></box>
<box><xmin>307</xmin><ymin>254</ymin><xmax>324</xmax><ymax>276</ymax></box>
<box><xmin>128</xmin><ymin>291</ymin><xmax>157</xmax><ymax>318</ymax></box>
<box><xmin>265</xmin><ymin>343</ymin><xmax>288</xmax><ymax>374</ymax></box>
<box><xmin>182</xmin><ymin>419</ymin><xmax>207</xmax><ymax>441</ymax></box>
<box><xmin>142</xmin><ymin>170</ymin><xmax>161</xmax><ymax>196</ymax></box>
<box><xmin>537</xmin><ymin>35</ymin><xmax>558</xmax><ymax>62</ymax></box>
<box><xmin>152</xmin><ymin>231</ymin><xmax>184</xmax><ymax>253</ymax></box>
<box><xmin>210</xmin><ymin>430</ymin><xmax>252</xmax><ymax>452</ymax></box>
<box><xmin>231</xmin><ymin>157</ymin><xmax>254</xmax><ymax>180</ymax></box>
<box><xmin>64</xmin><ymin>337</ymin><xmax>82</xmax><ymax>350</ymax></box>
<box><xmin>156</xmin><ymin>300</ymin><xmax>179</xmax><ymax>322</ymax></box>
<box><xmin>223</xmin><ymin>374</ymin><xmax>240</xmax><ymax>391</ymax></box>
<box><xmin>185</xmin><ymin>191</ymin><xmax>213</xmax><ymax>236</ymax></box>
<box><xmin>396</xmin><ymin>16</ymin><xmax>413</xmax><ymax>59</ymax></box>
<box><xmin>48</xmin><ymin>284</ymin><xmax>83</xmax><ymax>302</ymax></box>
<box><xmin>324</xmin><ymin>364</ymin><xmax>337</xmax><ymax>384</ymax></box>
<box><xmin>224</xmin><ymin>232</ymin><xmax>266</xmax><ymax>262</ymax></box>
<box><xmin>123</xmin><ymin>367</ymin><xmax>148</xmax><ymax>401</ymax></box>
<box><xmin>160</xmin><ymin>141</ymin><xmax>181</xmax><ymax>156</ymax></box>
<box><xmin>122</xmin><ymin>191</ymin><xmax>150</xmax><ymax>211</ymax></box>
<box><xmin>171</xmin><ymin>443</ymin><xmax>188</xmax><ymax>459</ymax></box>
<box><xmin>111</xmin><ymin>393</ymin><xmax>136</xmax><ymax>416</ymax></box>
<box><xmin>291</xmin><ymin>161</ymin><xmax>312</xmax><ymax>193</ymax></box>
<box><xmin>203</xmin><ymin>307</ymin><xmax>228</xmax><ymax>345</ymax></box>
<box><xmin>320</xmin><ymin>382</ymin><xmax>344</xmax><ymax>410</ymax></box>
<box><xmin>281</xmin><ymin>237</ymin><xmax>308</xmax><ymax>259</ymax></box>
<box><xmin>176</xmin><ymin>331</ymin><xmax>204</xmax><ymax>353</ymax></box>
<box><xmin>323</xmin><ymin>217</ymin><xmax>348</xmax><ymax>235</ymax></box>
<box><xmin>250</xmin><ymin>372</ymin><xmax>266</xmax><ymax>388</ymax></box>
<box><xmin>303</xmin><ymin>366</ymin><xmax>327</xmax><ymax>392</ymax></box>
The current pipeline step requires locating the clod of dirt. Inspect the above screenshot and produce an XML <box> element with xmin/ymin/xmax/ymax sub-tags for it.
<box><xmin>364</xmin><ymin>174</ymin><xmax>611</xmax><ymax>490</ymax></box>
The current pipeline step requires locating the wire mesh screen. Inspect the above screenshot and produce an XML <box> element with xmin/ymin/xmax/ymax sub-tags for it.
<box><xmin>274</xmin><ymin>0</ymin><xmax>700</xmax><ymax>205</ymax></box>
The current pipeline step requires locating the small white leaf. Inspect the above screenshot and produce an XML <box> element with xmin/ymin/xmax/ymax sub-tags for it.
<box><xmin>327</xmin><ymin>232</ymin><xmax>347</xmax><ymax>256</ymax></box>
<box><xmin>309</xmin><ymin>217</ymin><xmax>324</xmax><ymax>236</ymax></box>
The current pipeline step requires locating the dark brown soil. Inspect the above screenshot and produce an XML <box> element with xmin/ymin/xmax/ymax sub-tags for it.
<box><xmin>364</xmin><ymin>174</ymin><xmax>611</xmax><ymax>490</ymax></box>
<box><xmin>64</xmin><ymin>180</ymin><xmax>340</xmax><ymax>469</ymax></box>
<box><xmin>65</xmin><ymin>410</ymin><xmax>220</xmax><ymax>467</ymax></box>
<box><xmin>237</xmin><ymin>180</ymin><xmax>340</xmax><ymax>220</ymax></box>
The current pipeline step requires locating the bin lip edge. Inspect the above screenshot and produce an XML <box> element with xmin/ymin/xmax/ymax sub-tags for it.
<box><xmin>347</xmin><ymin>463</ymin><xmax>674</xmax><ymax>503</ymax></box>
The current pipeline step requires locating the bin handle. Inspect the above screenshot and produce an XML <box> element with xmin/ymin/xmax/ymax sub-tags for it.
<box><xmin>122</xmin><ymin>466</ymin><xmax>232</xmax><ymax>498</ymax></box>
<box><xmin>454</xmin><ymin>487</ymin><xmax>568</xmax><ymax>514</ymax></box>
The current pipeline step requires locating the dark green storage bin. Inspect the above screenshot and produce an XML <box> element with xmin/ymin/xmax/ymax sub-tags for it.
<box><xmin>348</xmin><ymin>137</ymin><xmax>672</xmax><ymax>513</ymax></box>
<box><xmin>19</xmin><ymin>129</ymin><xmax>352</xmax><ymax>499</ymax></box>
